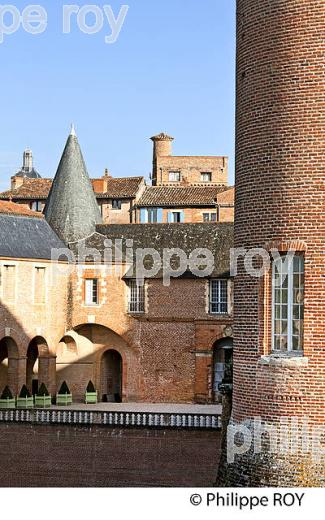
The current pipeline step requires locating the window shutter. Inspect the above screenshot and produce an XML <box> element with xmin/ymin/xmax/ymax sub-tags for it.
<box><xmin>157</xmin><ymin>208</ymin><xmax>163</xmax><ymax>223</ymax></box>
<box><xmin>180</xmin><ymin>211</ymin><xmax>184</xmax><ymax>223</ymax></box>
<box><xmin>167</xmin><ymin>212</ymin><xmax>173</xmax><ymax>223</ymax></box>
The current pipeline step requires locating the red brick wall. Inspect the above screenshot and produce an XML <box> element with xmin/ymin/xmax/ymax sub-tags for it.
<box><xmin>0</xmin><ymin>423</ymin><xmax>221</xmax><ymax>487</ymax></box>
<box><xmin>234</xmin><ymin>0</ymin><xmax>325</xmax><ymax>423</ymax></box>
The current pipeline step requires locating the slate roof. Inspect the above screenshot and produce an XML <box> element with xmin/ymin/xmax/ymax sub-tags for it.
<box><xmin>0</xmin><ymin>200</ymin><xmax>42</xmax><ymax>218</ymax></box>
<box><xmin>0</xmin><ymin>213</ymin><xmax>65</xmax><ymax>260</ymax></box>
<box><xmin>44</xmin><ymin>131</ymin><xmax>103</xmax><ymax>244</ymax></box>
<box><xmin>135</xmin><ymin>185</ymin><xmax>230</xmax><ymax>207</ymax></box>
<box><xmin>70</xmin><ymin>222</ymin><xmax>234</xmax><ymax>278</ymax></box>
<box><xmin>15</xmin><ymin>167</ymin><xmax>41</xmax><ymax>179</ymax></box>
<box><xmin>0</xmin><ymin>177</ymin><xmax>143</xmax><ymax>200</ymax></box>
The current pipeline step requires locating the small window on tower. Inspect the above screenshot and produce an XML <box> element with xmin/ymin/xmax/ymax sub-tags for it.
<box><xmin>201</xmin><ymin>172</ymin><xmax>212</xmax><ymax>182</ymax></box>
<box><xmin>272</xmin><ymin>254</ymin><xmax>304</xmax><ymax>353</ymax></box>
<box><xmin>169</xmin><ymin>171</ymin><xmax>181</xmax><ymax>182</ymax></box>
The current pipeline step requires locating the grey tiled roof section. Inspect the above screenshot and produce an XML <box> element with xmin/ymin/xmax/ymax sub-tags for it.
<box><xmin>0</xmin><ymin>214</ymin><xmax>66</xmax><ymax>260</ymax></box>
<box><xmin>15</xmin><ymin>168</ymin><xmax>41</xmax><ymax>179</ymax></box>
<box><xmin>71</xmin><ymin>222</ymin><xmax>234</xmax><ymax>278</ymax></box>
<box><xmin>44</xmin><ymin>134</ymin><xmax>102</xmax><ymax>244</ymax></box>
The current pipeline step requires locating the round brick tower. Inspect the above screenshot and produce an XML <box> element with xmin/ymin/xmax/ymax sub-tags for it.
<box><xmin>221</xmin><ymin>0</ymin><xmax>324</xmax><ymax>486</ymax></box>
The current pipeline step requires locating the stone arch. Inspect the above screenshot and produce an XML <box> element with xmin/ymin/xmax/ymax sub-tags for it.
<box><xmin>55</xmin><ymin>324</ymin><xmax>135</xmax><ymax>402</ymax></box>
<box><xmin>212</xmin><ymin>337</ymin><xmax>233</xmax><ymax>403</ymax></box>
<box><xmin>0</xmin><ymin>336</ymin><xmax>19</xmax><ymax>394</ymax></box>
<box><xmin>26</xmin><ymin>336</ymin><xmax>50</xmax><ymax>395</ymax></box>
<box><xmin>0</xmin><ymin>327</ymin><xmax>28</xmax><ymax>357</ymax></box>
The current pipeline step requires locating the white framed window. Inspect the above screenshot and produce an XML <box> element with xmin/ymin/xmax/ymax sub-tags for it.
<box><xmin>128</xmin><ymin>281</ymin><xmax>145</xmax><ymax>313</ymax></box>
<box><xmin>203</xmin><ymin>212</ymin><xmax>217</xmax><ymax>222</ymax></box>
<box><xmin>84</xmin><ymin>278</ymin><xmax>99</xmax><ymax>305</ymax></box>
<box><xmin>201</xmin><ymin>172</ymin><xmax>212</xmax><ymax>182</ymax></box>
<box><xmin>169</xmin><ymin>171</ymin><xmax>181</xmax><ymax>182</ymax></box>
<box><xmin>34</xmin><ymin>267</ymin><xmax>46</xmax><ymax>305</ymax></box>
<box><xmin>31</xmin><ymin>201</ymin><xmax>42</xmax><ymax>212</ymax></box>
<box><xmin>272</xmin><ymin>254</ymin><xmax>304</xmax><ymax>352</ymax></box>
<box><xmin>209</xmin><ymin>279</ymin><xmax>228</xmax><ymax>314</ymax></box>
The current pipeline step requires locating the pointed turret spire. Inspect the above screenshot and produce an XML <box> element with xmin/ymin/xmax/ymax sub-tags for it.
<box><xmin>44</xmin><ymin>127</ymin><xmax>102</xmax><ymax>244</ymax></box>
<box><xmin>70</xmin><ymin>123</ymin><xmax>76</xmax><ymax>137</ymax></box>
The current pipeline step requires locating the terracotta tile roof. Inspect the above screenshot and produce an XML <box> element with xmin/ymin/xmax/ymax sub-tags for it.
<box><xmin>135</xmin><ymin>185</ymin><xmax>231</xmax><ymax>207</ymax></box>
<box><xmin>0</xmin><ymin>178</ymin><xmax>52</xmax><ymax>200</ymax></box>
<box><xmin>0</xmin><ymin>176</ymin><xmax>144</xmax><ymax>200</ymax></box>
<box><xmin>0</xmin><ymin>200</ymin><xmax>43</xmax><ymax>218</ymax></box>
<box><xmin>216</xmin><ymin>186</ymin><xmax>234</xmax><ymax>204</ymax></box>
<box><xmin>94</xmin><ymin>177</ymin><xmax>144</xmax><ymax>198</ymax></box>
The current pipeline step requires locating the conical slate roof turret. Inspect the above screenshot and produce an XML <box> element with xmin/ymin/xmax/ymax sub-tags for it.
<box><xmin>45</xmin><ymin>126</ymin><xmax>102</xmax><ymax>244</ymax></box>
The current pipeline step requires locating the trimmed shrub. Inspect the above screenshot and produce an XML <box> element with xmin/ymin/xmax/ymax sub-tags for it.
<box><xmin>86</xmin><ymin>380</ymin><xmax>96</xmax><ymax>393</ymax></box>
<box><xmin>0</xmin><ymin>386</ymin><xmax>13</xmax><ymax>400</ymax></box>
<box><xmin>19</xmin><ymin>385</ymin><xmax>31</xmax><ymax>398</ymax></box>
<box><xmin>37</xmin><ymin>383</ymin><xmax>50</xmax><ymax>397</ymax></box>
<box><xmin>58</xmin><ymin>381</ymin><xmax>70</xmax><ymax>395</ymax></box>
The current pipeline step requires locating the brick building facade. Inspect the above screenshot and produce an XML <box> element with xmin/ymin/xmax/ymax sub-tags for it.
<box><xmin>0</xmin><ymin>130</ymin><xmax>234</xmax><ymax>405</ymax></box>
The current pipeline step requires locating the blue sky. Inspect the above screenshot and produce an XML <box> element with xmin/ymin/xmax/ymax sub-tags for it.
<box><xmin>0</xmin><ymin>0</ymin><xmax>235</xmax><ymax>191</ymax></box>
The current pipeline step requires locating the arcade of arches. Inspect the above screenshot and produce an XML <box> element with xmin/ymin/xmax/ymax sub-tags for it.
<box><xmin>0</xmin><ymin>325</ymin><xmax>131</xmax><ymax>402</ymax></box>
<box><xmin>0</xmin><ymin>326</ymin><xmax>232</xmax><ymax>403</ymax></box>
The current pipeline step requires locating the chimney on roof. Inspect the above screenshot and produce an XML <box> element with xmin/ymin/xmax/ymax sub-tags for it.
<box><xmin>11</xmin><ymin>175</ymin><xmax>24</xmax><ymax>191</ymax></box>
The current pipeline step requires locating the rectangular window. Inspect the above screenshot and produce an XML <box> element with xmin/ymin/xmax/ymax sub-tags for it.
<box><xmin>34</xmin><ymin>267</ymin><xmax>46</xmax><ymax>304</ymax></box>
<box><xmin>2</xmin><ymin>265</ymin><xmax>16</xmax><ymax>302</ymax></box>
<box><xmin>128</xmin><ymin>281</ymin><xmax>145</xmax><ymax>313</ymax></box>
<box><xmin>272</xmin><ymin>255</ymin><xmax>304</xmax><ymax>352</ymax></box>
<box><xmin>112</xmin><ymin>199</ymin><xmax>122</xmax><ymax>210</ymax></box>
<box><xmin>31</xmin><ymin>201</ymin><xmax>42</xmax><ymax>212</ymax></box>
<box><xmin>210</xmin><ymin>279</ymin><xmax>228</xmax><ymax>314</ymax></box>
<box><xmin>169</xmin><ymin>171</ymin><xmax>181</xmax><ymax>182</ymax></box>
<box><xmin>201</xmin><ymin>172</ymin><xmax>212</xmax><ymax>182</ymax></box>
<box><xmin>85</xmin><ymin>278</ymin><xmax>99</xmax><ymax>305</ymax></box>
<box><xmin>203</xmin><ymin>212</ymin><xmax>217</xmax><ymax>222</ymax></box>
<box><xmin>168</xmin><ymin>211</ymin><xmax>184</xmax><ymax>223</ymax></box>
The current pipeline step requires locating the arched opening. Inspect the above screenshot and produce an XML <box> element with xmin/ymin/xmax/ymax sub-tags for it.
<box><xmin>213</xmin><ymin>337</ymin><xmax>233</xmax><ymax>403</ymax></box>
<box><xmin>0</xmin><ymin>337</ymin><xmax>19</xmax><ymax>394</ymax></box>
<box><xmin>26</xmin><ymin>341</ymin><xmax>39</xmax><ymax>395</ymax></box>
<box><xmin>26</xmin><ymin>336</ymin><xmax>49</xmax><ymax>395</ymax></box>
<box><xmin>101</xmin><ymin>350</ymin><xmax>122</xmax><ymax>403</ymax></box>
